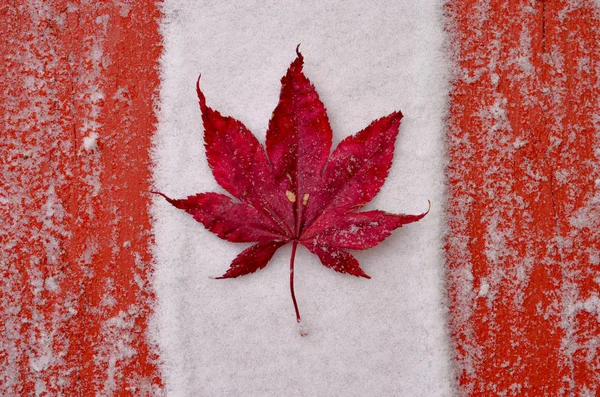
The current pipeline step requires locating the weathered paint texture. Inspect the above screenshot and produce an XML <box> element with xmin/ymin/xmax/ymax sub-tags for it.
<box><xmin>0</xmin><ymin>1</ymin><xmax>163</xmax><ymax>395</ymax></box>
<box><xmin>446</xmin><ymin>1</ymin><xmax>600</xmax><ymax>395</ymax></box>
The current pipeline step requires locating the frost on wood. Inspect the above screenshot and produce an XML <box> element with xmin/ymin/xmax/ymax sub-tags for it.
<box><xmin>155</xmin><ymin>48</ymin><xmax>429</xmax><ymax>329</ymax></box>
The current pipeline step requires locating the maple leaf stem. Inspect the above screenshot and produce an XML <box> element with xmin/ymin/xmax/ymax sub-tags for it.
<box><xmin>289</xmin><ymin>241</ymin><xmax>302</xmax><ymax>326</ymax></box>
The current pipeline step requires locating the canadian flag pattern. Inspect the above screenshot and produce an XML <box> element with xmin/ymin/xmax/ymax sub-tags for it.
<box><xmin>1</xmin><ymin>1</ymin><xmax>598</xmax><ymax>396</ymax></box>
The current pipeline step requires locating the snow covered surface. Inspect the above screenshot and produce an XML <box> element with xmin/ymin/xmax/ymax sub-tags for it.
<box><xmin>151</xmin><ymin>1</ymin><xmax>454</xmax><ymax>395</ymax></box>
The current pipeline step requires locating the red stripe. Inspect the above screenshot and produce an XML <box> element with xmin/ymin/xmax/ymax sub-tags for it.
<box><xmin>446</xmin><ymin>0</ymin><xmax>600</xmax><ymax>394</ymax></box>
<box><xmin>0</xmin><ymin>1</ymin><xmax>162</xmax><ymax>394</ymax></box>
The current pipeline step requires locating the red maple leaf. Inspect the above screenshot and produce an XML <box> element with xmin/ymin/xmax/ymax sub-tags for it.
<box><xmin>154</xmin><ymin>47</ymin><xmax>429</xmax><ymax>331</ymax></box>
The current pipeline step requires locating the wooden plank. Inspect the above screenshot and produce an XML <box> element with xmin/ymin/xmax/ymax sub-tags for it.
<box><xmin>446</xmin><ymin>0</ymin><xmax>600</xmax><ymax>394</ymax></box>
<box><xmin>0</xmin><ymin>1</ymin><xmax>162</xmax><ymax>394</ymax></box>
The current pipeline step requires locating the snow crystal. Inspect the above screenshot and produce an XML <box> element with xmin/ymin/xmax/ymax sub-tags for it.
<box><xmin>490</xmin><ymin>73</ymin><xmax>500</xmax><ymax>87</ymax></box>
<box><xmin>118</xmin><ymin>2</ymin><xmax>131</xmax><ymax>18</ymax></box>
<box><xmin>478</xmin><ymin>279</ymin><xmax>490</xmax><ymax>298</ymax></box>
<box><xmin>582</xmin><ymin>296</ymin><xmax>600</xmax><ymax>317</ymax></box>
<box><xmin>512</xmin><ymin>138</ymin><xmax>528</xmax><ymax>149</ymax></box>
<box><xmin>83</xmin><ymin>132</ymin><xmax>98</xmax><ymax>151</ymax></box>
<box><xmin>44</xmin><ymin>276</ymin><xmax>59</xmax><ymax>293</ymax></box>
<box><xmin>152</xmin><ymin>1</ymin><xmax>454</xmax><ymax>396</ymax></box>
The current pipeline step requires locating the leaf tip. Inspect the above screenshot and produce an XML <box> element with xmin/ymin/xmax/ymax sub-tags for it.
<box><xmin>196</xmin><ymin>74</ymin><xmax>207</xmax><ymax>110</ymax></box>
<box><xmin>214</xmin><ymin>269</ymin><xmax>237</xmax><ymax>279</ymax></box>
<box><xmin>409</xmin><ymin>200</ymin><xmax>431</xmax><ymax>223</ymax></box>
<box><xmin>150</xmin><ymin>191</ymin><xmax>173</xmax><ymax>203</ymax></box>
<box><xmin>292</xmin><ymin>44</ymin><xmax>304</xmax><ymax>68</ymax></box>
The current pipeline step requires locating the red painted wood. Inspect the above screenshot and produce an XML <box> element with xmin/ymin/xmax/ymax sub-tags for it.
<box><xmin>446</xmin><ymin>0</ymin><xmax>600</xmax><ymax>395</ymax></box>
<box><xmin>0</xmin><ymin>1</ymin><xmax>162</xmax><ymax>395</ymax></box>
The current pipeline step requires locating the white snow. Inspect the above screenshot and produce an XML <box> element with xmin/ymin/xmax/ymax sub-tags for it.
<box><xmin>152</xmin><ymin>1</ymin><xmax>454</xmax><ymax>396</ymax></box>
<box><xmin>478</xmin><ymin>279</ymin><xmax>490</xmax><ymax>298</ymax></box>
<box><xmin>83</xmin><ymin>132</ymin><xmax>99</xmax><ymax>151</ymax></box>
<box><xmin>513</xmin><ymin>138</ymin><xmax>528</xmax><ymax>149</ymax></box>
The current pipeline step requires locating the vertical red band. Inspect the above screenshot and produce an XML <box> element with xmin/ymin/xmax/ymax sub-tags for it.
<box><xmin>447</xmin><ymin>1</ymin><xmax>600</xmax><ymax>395</ymax></box>
<box><xmin>0</xmin><ymin>1</ymin><xmax>162</xmax><ymax>395</ymax></box>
